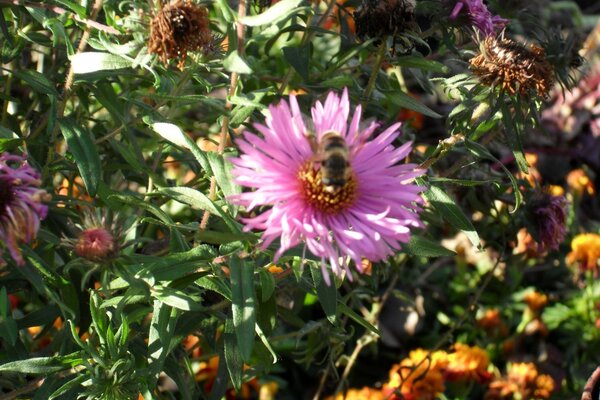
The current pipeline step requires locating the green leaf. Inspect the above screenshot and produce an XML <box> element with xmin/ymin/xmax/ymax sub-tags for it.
<box><xmin>156</xmin><ymin>187</ymin><xmax>241</xmax><ymax>233</ymax></box>
<box><xmin>207</xmin><ymin>152</ymin><xmax>242</xmax><ymax>202</ymax></box>
<box><xmin>283</xmin><ymin>44</ymin><xmax>310</xmax><ymax>81</ymax></box>
<box><xmin>0</xmin><ymin>138</ymin><xmax>21</xmax><ymax>152</ymax></box>
<box><xmin>147</xmin><ymin>301</ymin><xmax>179</xmax><ymax>384</ymax></box>
<box><xmin>395</xmin><ymin>56</ymin><xmax>449</xmax><ymax>73</ymax></box>
<box><xmin>148</xmin><ymin>121</ymin><xmax>211</xmax><ymax>174</ymax></box>
<box><xmin>501</xmin><ymin>103</ymin><xmax>528</xmax><ymax>174</ymax></box>
<box><xmin>240</xmin><ymin>0</ymin><xmax>304</xmax><ymax>26</ymax></box>
<box><xmin>310</xmin><ymin>264</ymin><xmax>336</xmax><ymax>324</ymax></box>
<box><xmin>258</xmin><ymin>269</ymin><xmax>275</xmax><ymax>302</ymax></box>
<box><xmin>224</xmin><ymin>319</ymin><xmax>243</xmax><ymax>390</ymax></box>
<box><xmin>70</xmin><ymin>52</ymin><xmax>132</xmax><ymax>74</ymax></box>
<box><xmin>12</xmin><ymin>69</ymin><xmax>58</xmax><ymax>96</ymax></box>
<box><xmin>59</xmin><ymin>118</ymin><xmax>102</xmax><ymax>197</ymax></box>
<box><xmin>338</xmin><ymin>303</ymin><xmax>380</xmax><ymax>336</ymax></box>
<box><xmin>424</xmin><ymin>185</ymin><xmax>480</xmax><ymax>248</ymax></box>
<box><xmin>152</xmin><ymin>286</ymin><xmax>204</xmax><ymax>311</ymax></box>
<box><xmin>403</xmin><ymin>236</ymin><xmax>456</xmax><ymax>257</ymax></box>
<box><xmin>223</xmin><ymin>51</ymin><xmax>252</xmax><ymax>74</ymax></box>
<box><xmin>389</xmin><ymin>91</ymin><xmax>442</xmax><ymax>118</ymax></box>
<box><xmin>230</xmin><ymin>256</ymin><xmax>256</xmax><ymax>361</ymax></box>
<box><xmin>0</xmin><ymin>352</ymin><xmax>83</xmax><ymax>374</ymax></box>
<box><xmin>255</xmin><ymin>324</ymin><xmax>277</xmax><ymax>364</ymax></box>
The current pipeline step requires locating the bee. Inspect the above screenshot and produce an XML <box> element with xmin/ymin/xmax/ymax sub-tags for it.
<box><xmin>310</xmin><ymin>130</ymin><xmax>352</xmax><ymax>193</ymax></box>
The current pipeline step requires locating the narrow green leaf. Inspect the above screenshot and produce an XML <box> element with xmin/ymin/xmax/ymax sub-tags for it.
<box><xmin>207</xmin><ymin>152</ymin><xmax>242</xmax><ymax>201</ymax></box>
<box><xmin>0</xmin><ymin>138</ymin><xmax>21</xmax><ymax>153</ymax></box>
<box><xmin>59</xmin><ymin>118</ymin><xmax>102</xmax><ymax>197</ymax></box>
<box><xmin>70</xmin><ymin>52</ymin><xmax>132</xmax><ymax>74</ymax></box>
<box><xmin>403</xmin><ymin>236</ymin><xmax>456</xmax><ymax>257</ymax></box>
<box><xmin>0</xmin><ymin>352</ymin><xmax>83</xmax><ymax>374</ymax></box>
<box><xmin>147</xmin><ymin>301</ymin><xmax>179</xmax><ymax>384</ymax></box>
<box><xmin>310</xmin><ymin>264</ymin><xmax>337</xmax><ymax>324</ymax></box>
<box><xmin>12</xmin><ymin>69</ymin><xmax>58</xmax><ymax>96</ymax></box>
<box><xmin>259</xmin><ymin>269</ymin><xmax>275</xmax><ymax>302</ymax></box>
<box><xmin>224</xmin><ymin>319</ymin><xmax>243</xmax><ymax>390</ymax></box>
<box><xmin>424</xmin><ymin>185</ymin><xmax>480</xmax><ymax>248</ymax></box>
<box><xmin>337</xmin><ymin>303</ymin><xmax>380</xmax><ymax>336</ymax></box>
<box><xmin>230</xmin><ymin>256</ymin><xmax>256</xmax><ymax>361</ymax></box>
<box><xmin>223</xmin><ymin>51</ymin><xmax>252</xmax><ymax>74</ymax></box>
<box><xmin>255</xmin><ymin>324</ymin><xmax>277</xmax><ymax>364</ymax></box>
<box><xmin>389</xmin><ymin>91</ymin><xmax>442</xmax><ymax>118</ymax></box>
<box><xmin>395</xmin><ymin>56</ymin><xmax>449</xmax><ymax>73</ymax></box>
<box><xmin>240</xmin><ymin>0</ymin><xmax>303</xmax><ymax>26</ymax></box>
<box><xmin>283</xmin><ymin>45</ymin><xmax>310</xmax><ymax>81</ymax></box>
<box><xmin>501</xmin><ymin>104</ymin><xmax>528</xmax><ymax>173</ymax></box>
<box><xmin>152</xmin><ymin>286</ymin><xmax>203</xmax><ymax>311</ymax></box>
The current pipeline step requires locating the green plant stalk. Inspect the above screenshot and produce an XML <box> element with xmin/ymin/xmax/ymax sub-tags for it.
<box><xmin>361</xmin><ymin>41</ymin><xmax>387</xmax><ymax>108</ymax></box>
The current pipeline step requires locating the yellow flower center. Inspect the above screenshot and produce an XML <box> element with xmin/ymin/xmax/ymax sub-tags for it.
<box><xmin>297</xmin><ymin>162</ymin><xmax>357</xmax><ymax>214</ymax></box>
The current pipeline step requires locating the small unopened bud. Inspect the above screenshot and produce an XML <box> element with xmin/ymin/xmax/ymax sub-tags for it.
<box><xmin>74</xmin><ymin>228</ymin><xmax>118</xmax><ymax>262</ymax></box>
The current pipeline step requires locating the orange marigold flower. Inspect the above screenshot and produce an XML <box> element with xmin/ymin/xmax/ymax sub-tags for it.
<box><xmin>325</xmin><ymin>387</ymin><xmax>384</xmax><ymax>400</ymax></box>
<box><xmin>566</xmin><ymin>168</ymin><xmax>595</xmax><ymax>196</ymax></box>
<box><xmin>523</xmin><ymin>291</ymin><xmax>548</xmax><ymax>312</ymax></box>
<box><xmin>567</xmin><ymin>233</ymin><xmax>600</xmax><ymax>272</ymax></box>
<box><xmin>470</xmin><ymin>36</ymin><xmax>554</xmax><ymax>98</ymax></box>
<box><xmin>444</xmin><ymin>343</ymin><xmax>491</xmax><ymax>383</ymax></box>
<box><xmin>384</xmin><ymin>349</ymin><xmax>447</xmax><ymax>400</ymax></box>
<box><xmin>485</xmin><ymin>362</ymin><xmax>555</xmax><ymax>400</ymax></box>
<box><xmin>477</xmin><ymin>309</ymin><xmax>508</xmax><ymax>336</ymax></box>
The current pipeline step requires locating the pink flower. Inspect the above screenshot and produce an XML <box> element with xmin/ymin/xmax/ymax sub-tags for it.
<box><xmin>0</xmin><ymin>153</ymin><xmax>50</xmax><ymax>266</ymax></box>
<box><xmin>448</xmin><ymin>0</ymin><xmax>507</xmax><ymax>36</ymax></box>
<box><xmin>229</xmin><ymin>89</ymin><xmax>425</xmax><ymax>283</ymax></box>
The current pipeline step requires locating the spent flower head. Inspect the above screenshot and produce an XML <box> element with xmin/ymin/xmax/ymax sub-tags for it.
<box><xmin>148</xmin><ymin>0</ymin><xmax>213</xmax><ymax>69</ymax></box>
<box><xmin>524</xmin><ymin>188</ymin><xmax>567</xmax><ymax>253</ymax></box>
<box><xmin>447</xmin><ymin>0</ymin><xmax>507</xmax><ymax>36</ymax></box>
<box><xmin>470</xmin><ymin>36</ymin><xmax>554</xmax><ymax>98</ymax></box>
<box><xmin>0</xmin><ymin>153</ymin><xmax>50</xmax><ymax>266</ymax></box>
<box><xmin>229</xmin><ymin>89</ymin><xmax>425</xmax><ymax>284</ymax></box>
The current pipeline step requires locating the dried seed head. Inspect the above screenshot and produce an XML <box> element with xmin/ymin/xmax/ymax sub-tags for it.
<box><xmin>354</xmin><ymin>0</ymin><xmax>416</xmax><ymax>42</ymax></box>
<box><xmin>148</xmin><ymin>0</ymin><xmax>213</xmax><ymax>69</ymax></box>
<box><xmin>469</xmin><ymin>36</ymin><xmax>554</xmax><ymax>98</ymax></box>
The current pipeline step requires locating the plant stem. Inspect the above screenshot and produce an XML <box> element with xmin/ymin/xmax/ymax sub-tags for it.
<box><xmin>199</xmin><ymin>0</ymin><xmax>247</xmax><ymax>230</ymax></box>
<box><xmin>361</xmin><ymin>41</ymin><xmax>387</xmax><ymax>108</ymax></box>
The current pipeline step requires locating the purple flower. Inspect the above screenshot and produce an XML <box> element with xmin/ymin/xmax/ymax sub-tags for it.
<box><xmin>449</xmin><ymin>0</ymin><xmax>507</xmax><ymax>36</ymax></box>
<box><xmin>0</xmin><ymin>153</ymin><xmax>50</xmax><ymax>266</ymax></box>
<box><xmin>229</xmin><ymin>89</ymin><xmax>425</xmax><ymax>283</ymax></box>
<box><xmin>526</xmin><ymin>189</ymin><xmax>567</xmax><ymax>253</ymax></box>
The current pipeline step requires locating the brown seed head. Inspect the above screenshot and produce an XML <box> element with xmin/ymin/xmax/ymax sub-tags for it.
<box><xmin>470</xmin><ymin>36</ymin><xmax>554</xmax><ymax>98</ymax></box>
<box><xmin>148</xmin><ymin>0</ymin><xmax>213</xmax><ymax>69</ymax></box>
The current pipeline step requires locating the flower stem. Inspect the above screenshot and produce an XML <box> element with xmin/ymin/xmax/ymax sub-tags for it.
<box><xmin>361</xmin><ymin>40</ymin><xmax>387</xmax><ymax>108</ymax></box>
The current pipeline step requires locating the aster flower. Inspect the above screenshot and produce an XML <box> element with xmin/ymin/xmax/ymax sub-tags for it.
<box><xmin>447</xmin><ymin>0</ymin><xmax>507</xmax><ymax>36</ymax></box>
<box><xmin>229</xmin><ymin>89</ymin><xmax>425</xmax><ymax>284</ymax></box>
<box><xmin>0</xmin><ymin>153</ymin><xmax>50</xmax><ymax>266</ymax></box>
<box><xmin>470</xmin><ymin>36</ymin><xmax>554</xmax><ymax>98</ymax></box>
<box><xmin>148</xmin><ymin>0</ymin><xmax>213</xmax><ymax>69</ymax></box>
<box><xmin>523</xmin><ymin>189</ymin><xmax>567</xmax><ymax>253</ymax></box>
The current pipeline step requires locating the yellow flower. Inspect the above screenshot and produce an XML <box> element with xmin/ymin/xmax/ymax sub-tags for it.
<box><xmin>566</xmin><ymin>168</ymin><xmax>595</xmax><ymax>196</ymax></box>
<box><xmin>444</xmin><ymin>344</ymin><xmax>491</xmax><ymax>383</ymax></box>
<box><xmin>567</xmin><ymin>233</ymin><xmax>600</xmax><ymax>271</ymax></box>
